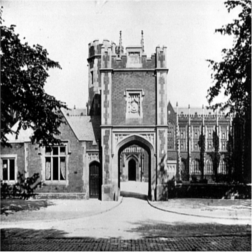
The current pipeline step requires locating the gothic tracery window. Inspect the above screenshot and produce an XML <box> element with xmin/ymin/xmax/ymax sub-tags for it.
<box><xmin>193</xmin><ymin>127</ymin><xmax>200</xmax><ymax>151</ymax></box>
<box><xmin>218</xmin><ymin>160</ymin><xmax>227</xmax><ymax>174</ymax></box>
<box><xmin>180</xmin><ymin>128</ymin><xmax>186</xmax><ymax>151</ymax></box>
<box><xmin>168</xmin><ymin>124</ymin><xmax>175</xmax><ymax>150</ymax></box>
<box><xmin>191</xmin><ymin>160</ymin><xmax>200</xmax><ymax>174</ymax></box>
<box><xmin>205</xmin><ymin>159</ymin><xmax>213</xmax><ymax>175</ymax></box>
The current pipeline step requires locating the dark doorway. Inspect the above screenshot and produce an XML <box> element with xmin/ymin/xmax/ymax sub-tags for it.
<box><xmin>128</xmin><ymin>159</ymin><xmax>136</xmax><ymax>181</ymax></box>
<box><xmin>89</xmin><ymin>161</ymin><xmax>100</xmax><ymax>198</ymax></box>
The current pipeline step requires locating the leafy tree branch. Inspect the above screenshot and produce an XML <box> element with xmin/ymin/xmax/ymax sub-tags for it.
<box><xmin>1</xmin><ymin>8</ymin><xmax>68</xmax><ymax>147</ymax></box>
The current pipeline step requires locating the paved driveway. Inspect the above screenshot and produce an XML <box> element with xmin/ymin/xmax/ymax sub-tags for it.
<box><xmin>1</xmin><ymin>182</ymin><xmax>251</xmax><ymax>250</ymax></box>
<box><xmin>1</xmin><ymin>196</ymin><xmax>250</xmax><ymax>239</ymax></box>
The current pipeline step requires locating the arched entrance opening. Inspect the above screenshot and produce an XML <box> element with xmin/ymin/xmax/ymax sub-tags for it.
<box><xmin>89</xmin><ymin>161</ymin><xmax>101</xmax><ymax>198</ymax></box>
<box><xmin>128</xmin><ymin>159</ymin><xmax>136</xmax><ymax>181</ymax></box>
<box><xmin>116</xmin><ymin>135</ymin><xmax>156</xmax><ymax>200</ymax></box>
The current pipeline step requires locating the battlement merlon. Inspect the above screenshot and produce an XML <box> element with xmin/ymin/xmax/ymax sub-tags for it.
<box><xmin>156</xmin><ymin>46</ymin><xmax>167</xmax><ymax>69</ymax></box>
<box><xmin>88</xmin><ymin>39</ymin><xmax>116</xmax><ymax>59</ymax></box>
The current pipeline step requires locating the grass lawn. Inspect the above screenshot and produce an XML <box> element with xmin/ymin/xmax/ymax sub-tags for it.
<box><xmin>1</xmin><ymin>199</ymin><xmax>51</xmax><ymax>215</ymax></box>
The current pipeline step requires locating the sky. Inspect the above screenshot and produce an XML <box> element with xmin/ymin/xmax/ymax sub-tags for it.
<box><xmin>2</xmin><ymin>0</ymin><xmax>238</xmax><ymax>109</ymax></box>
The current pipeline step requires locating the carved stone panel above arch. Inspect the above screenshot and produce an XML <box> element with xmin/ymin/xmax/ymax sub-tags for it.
<box><xmin>87</xmin><ymin>152</ymin><xmax>100</xmax><ymax>164</ymax></box>
<box><xmin>113</xmin><ymin>132</ymin><xmax>155</xmax><ymax>151</ymax></box>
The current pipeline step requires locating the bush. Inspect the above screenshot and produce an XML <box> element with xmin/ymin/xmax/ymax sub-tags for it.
<box><xmin>0</xmin><ymin>172</ymin><xmax>43</xmax><ymax>199</ymax></box>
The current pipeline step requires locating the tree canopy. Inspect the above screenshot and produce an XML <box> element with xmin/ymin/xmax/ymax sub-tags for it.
<box><xmin>207</xmin><ymin>0</ymin><xmax>251</xmax><ymax>120</ymax></box>
<box><xmin>1</xmin><ymin>10</ymin><xmax>68</xmax><ymax>147</ymax></box>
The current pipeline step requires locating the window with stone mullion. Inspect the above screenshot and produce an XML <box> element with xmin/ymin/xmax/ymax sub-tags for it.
<box><xmin>193</xmin><ymin>127</ymin><xmax>200</xmax><ymax>151</ymax></box>
<box><xmin>45</xmin><ymin>146</ymin><xmax>66</xmax><ymax>181</ymax></box>
<box><xmin>180</xmin><ymin>127</ymin><xmax>186</xmax><ymax>151</ymax></box>
<box><xmin>2</xmin><ymin>159</ymin><xmax>15</xmax><ymax>181</ymax></box>
<box><xmin>168</xmin><ymin>124</ymin><xmax>175</xmax><ymax>150</ymax></box>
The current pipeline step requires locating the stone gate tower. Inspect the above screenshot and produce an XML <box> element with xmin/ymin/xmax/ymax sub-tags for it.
<box><xmin>87</xmin><ymin>32</ymin><xmax>169</xmax><ymax>201</ymax></box>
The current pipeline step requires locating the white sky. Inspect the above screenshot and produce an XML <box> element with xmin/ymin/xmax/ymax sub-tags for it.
<box><xmin>2</xmin><ymin>0</ymin><xmax>237</xmax><ymax>109</ymax></box>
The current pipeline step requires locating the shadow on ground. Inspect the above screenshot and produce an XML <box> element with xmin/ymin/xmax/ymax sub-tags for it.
<box><xmin>125</xmin><ymin>220</ymin><xmax>251</xmax><ymax>238</ymax></box>
<box><xmin>1</xmin><ymin>222</ymin><xmax>251</xmax><ymax>241</ymax></box>
<box><xmin>120</xmin><ymin>191</ymin><xmax>147</xmax><ymax>200</ymax></box>
<box><xmin>1</xmin><ymin>199</ymin><xmax>54</xmax><ymax>216</ymax></box>
<box><xmin>1</xmin><ymin>224</ymin><xmax>251</xmax><ymax>251</ymax></box>
<box><xmin>1</xmin><ymin>228</ymin><xmax>68</xmax><ymax>240</ymax></box>
<box><xmin>2</xmin><ymin>222</ymin><xmax>250</xmax><ymax>241</ymax></box>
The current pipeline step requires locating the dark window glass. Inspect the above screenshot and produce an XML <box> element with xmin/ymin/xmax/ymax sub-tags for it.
<box><xmin>53</xmin><ymin>147</ymin><xmax>58</xmax><ymax>155</ymax></box>
<box><xmin>9</xmin><ymin>159</ymin><xmax>15</xmax><ymax>180</ymax></box>
<box><xmin>60</xmin><ymin>157</ymin><xmax>66</xmax><ymax>180</ymax></box>
<box><xmin>45</xmin><ymin>147</ymin><xmax>51</xmax><ymax>154</ymax></box>
<box><xmin>45</xmin><ymin>157</ymin><xmax>51</xmax><ymax>180</ymax></box>
<box><xmin>53</xmin><ymin>157</ymin><xmax>58</xmax><ymax>180</ymax></box>
<box><xmin>45</xmin><ymin>145</ymin><xmax>66</xmax><ymax>181</ymax></box>
<box><xmin>3</xmin><ymin>160</ymin><xmax>8</xmax><ymax>180</ymax></box>
<box><xmin>60</xmin><ymin>146</ymin><xmax>66</xmax><ymax>154</ymax></box>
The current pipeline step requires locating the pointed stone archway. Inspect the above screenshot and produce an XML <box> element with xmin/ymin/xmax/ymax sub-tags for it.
<box><xmin>101</xmin><ymin>130</ymin><xmax>168</xmax><ymax>201</ymax></box>
<box><xmin>116</xmin><ymin>135</ymin><xmax>156</xmax><ymax>201</ymax></box>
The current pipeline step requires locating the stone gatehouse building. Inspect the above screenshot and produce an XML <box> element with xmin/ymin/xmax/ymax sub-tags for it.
<box><xmin>0</xmin><ymin>32</ymin><xmax>248</xmax><ymax>200</ymax></box>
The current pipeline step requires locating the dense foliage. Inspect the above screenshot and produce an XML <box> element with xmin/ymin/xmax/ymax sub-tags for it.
<box><xmin>1</xmin><ymin>172</ymin><xmax>42</xmax><ymax>199</ymax></box>
<box><xmin>207</xmin><ymin>0</ymin><xmax>251</xmax><ymax>181</ymax></box>
<box><xmin>1</xmin><ymin>9</ymin><xmax>68</xmax><ymax>147</ymax></box>
<box><xmin>207</xmin><ymin>0</ymin><xmax>251</xmax><ymax>119</ymax></box>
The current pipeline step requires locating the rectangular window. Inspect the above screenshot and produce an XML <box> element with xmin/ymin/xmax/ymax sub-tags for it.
<box><xmin>179</xmin><ymin>128</ymin><xmax>186</xmax><ymax>150</ymax></box>
<box><xmin>208</xmin><ymin>129</ymin><xmax>213</xmax><ymax>138</ymax></box>
<box><xmin>180</xmin><ymin>131</ymin><xmax>184</xmax><ymax>139</ymax></box>
<box><xmin>221</xmin><ymin>141</ymin><xmax>227</xmax><ymax>151</ymax></box>
<box><xmin>168</xmin><ymin>125</ymin><xmax>175</xmax><ymax>150</ymax></box>
<box><xmin>180</xmin><ymin>128</ymin><xmax>186</xmax><ymax>139</ymax></box>
<box><xmin>45</xmin><ymin>146</ymin><xmax>66</xmax><ymax>181</ymax></box>
<box><xmin>207</xmin><ymin>140</ymin><xmax>213</xmax><ymax>150</ymax></box>
<box><xmin>2</xmin><ymin>158</ymin><xmax>15</xmax><ymax>181</ymax></box>
<box><xmin>194</xmin><ymin>143</ymin><xmax>199</xmax><ymax>150</ymax></box>
<box><xmin>194</xmin><ymin>129</ymin><xmax>199</xmax><ymax>138</ymax></box>
<box><xmin>222</xmin><ymin>132</ymin><xmax>226</xmax><ymax>140</ymax></box>
<box><xmin>193</xmin><ymin>127</ymin><xmax>200</xmax><ymax>151</ymax></box>
<box><xmin>180</xmin><ymin>140</ymin><xmax>186</xmax><ymax>150</ymax></box>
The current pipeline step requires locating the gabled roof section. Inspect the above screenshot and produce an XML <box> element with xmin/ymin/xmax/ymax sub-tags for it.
<box><xmin>167</xmin><ymin>101</ymin><xmax>176</xmax><ymax>125</ymax></box>
<box><xmin>61</xmin><ymin>108</ymin><xmax>96</xmax><ymax>142</ymax></box>
<box><xmin>4</xmin><ymin>108</ymin><xmax>97</xmax><ymax>144</ymax></box>
<box><xmin>4</xmin><ymin>122</ymin><xmax>33</xmax><ymax>143</ymax></box>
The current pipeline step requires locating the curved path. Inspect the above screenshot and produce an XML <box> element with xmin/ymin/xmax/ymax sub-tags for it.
<box><xmin>1</xmin><ymin>196</ymin><xmax>250</xmax><ymax>240</ymax></box>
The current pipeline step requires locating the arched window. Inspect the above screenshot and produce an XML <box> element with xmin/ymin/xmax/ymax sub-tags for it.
<box><xmin>191</xmin><ymin>160</ymin><xmax>200</xmax><ymax>174</ymax></box>
<box><xmin>218</xmin><ymin>160</ymin><xmax>227</xmax><ymax>174</ymax></box>
<box><xmin>205</xmin><ymin>159</ymin><xmax>213</xmax><ymax>175</ymax></box>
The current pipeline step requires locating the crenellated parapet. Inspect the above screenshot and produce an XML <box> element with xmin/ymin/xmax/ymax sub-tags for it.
<box><xmin>177</xmin><ymin>107</ymin><xmax>231</xmax><ymax>121</ymax></box>
<box><xmin>88</xmin><ymin>39</ymin><xmax>116</xmax><ymax>59</ymax></box>
<box><xmin>112</xmin><ymin>49</ymin><xmax>156</xmax><ymax>69</ymax></box>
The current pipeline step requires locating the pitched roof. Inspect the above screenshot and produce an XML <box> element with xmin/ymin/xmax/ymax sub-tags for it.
<box><xmin>61</xmin><ymin>108</ymin><xmax>96</xmax><ymax>142</ymax></box>
<box><xmin>4</xmin><ymin>122</ymin><xmax>33</xmax><ymax>143</ymax></box>
<box><xmin>4</xmin><ymin>108</ymin><xmax>98</xmax><ymax>144</ymax></box>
